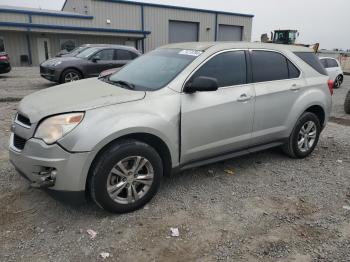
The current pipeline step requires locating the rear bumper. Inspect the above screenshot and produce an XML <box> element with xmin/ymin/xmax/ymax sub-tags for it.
<box><xmin>9</xmin><ymin>134</ymin><xmax>91</xmax><ymax>193</ymax></box>
<box><xmin>0</xmin><ymin>62</ymin><xmax>11</xmax><ymax>74</ymax></box>
<box><xmin>40</xmin><ymin>66</ymin><xmax>61</xmax><ymax>82</ymax></box>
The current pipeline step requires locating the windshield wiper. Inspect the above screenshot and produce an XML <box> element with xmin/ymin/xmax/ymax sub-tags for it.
<box><xmin>112</xmin><ymin>80</ymin><xmax>135</xmax><ymax>90</ymax></box>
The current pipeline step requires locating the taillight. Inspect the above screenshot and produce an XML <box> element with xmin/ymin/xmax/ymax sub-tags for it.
<box><xmin>0</xmin><ymin>55</ymin><xmax>7</xmax><ymax>61</ymax></box>
<box><xmin>328</xmin><ymin>79</ymin><xmax>334</xmax><ymax>96</ymax></box>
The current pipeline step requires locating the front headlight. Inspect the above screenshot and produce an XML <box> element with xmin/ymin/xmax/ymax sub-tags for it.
<box><xmin>35</xmin><ymin>112</ymin><xmax>84</xmax><ymax>144</ymax></box>
<box><xmin>52</xmin><ymin>61</ymin><xmax>62</xmax><ymax>67</ymax></box>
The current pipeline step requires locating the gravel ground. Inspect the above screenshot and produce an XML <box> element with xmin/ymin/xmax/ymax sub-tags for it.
<box><xmin>0</xmin><ymin>68</ymin><xmax>350</xmax><ymax>261</ymax></box>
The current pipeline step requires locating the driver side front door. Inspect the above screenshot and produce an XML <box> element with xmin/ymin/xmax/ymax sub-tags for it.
<box><xmin>86</xmin><ymin>49</ymin><xmax>116</xmax><ymax>77</ymax></box>
<box><xmin>180</xmin><ymin>50</ymin><xmax>254</xmax><ymax>164</ymax></box>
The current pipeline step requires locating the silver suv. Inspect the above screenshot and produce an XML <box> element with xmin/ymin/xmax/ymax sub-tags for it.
<box><xmin>9</xmin><ymin>42</ymin><xmax>333</xmax><ymax>213</ymax></box>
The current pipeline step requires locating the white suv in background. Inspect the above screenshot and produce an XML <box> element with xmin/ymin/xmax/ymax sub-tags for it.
<box><xmin>319</xmin><ymin>57</ymin><xmax>344</xmax><ymax>88</ymax></box>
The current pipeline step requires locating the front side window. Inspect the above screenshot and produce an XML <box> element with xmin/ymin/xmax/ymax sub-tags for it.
<box><xmin>190</xmin><ymin>51</ymin><xmax>247</xmax><ymax>87</ymax></box>
<box><xmin>252</xmin><ymin>51</ymin><xmax>289</xmax><ymax>82</ymax></box>
<box><xmin>0</xmin><ymin>37</ymin><xmax>4</xmax><ymax>52</ymax></box>
<box><xmin>92</xmin><ymin>49</ymin><xmax>114</xmax><ymax>60</ymax></box>
<box><xmin>108</xmin><ymin>48</ymin><xmax>199</xmax><ymax>91</ymax></box>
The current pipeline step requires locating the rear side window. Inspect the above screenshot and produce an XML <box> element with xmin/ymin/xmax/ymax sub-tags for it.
<box><xmin>294</xmin><ymin>52</ymin><xmax>327</xmax><ymax>75</ymax></box>
<box><xmin>191</xmin><ymin>51</ymin><xmax>247</xmax><ymax>87</ymax></box>
<box><xmin>251</xmin><ymin>51</ymin><xmax>289</xmax><ymax>82</ymax></box>
<box><xmin>287</xmin><ymin>60</ymin><xmax>301</xmax><ymax>78</ymax></box>
<box><xmin>327</xmin><ymin>58</ymin><xmax>338</xmax><ymax>68</ymax></box>
<box><xmin>116</xmin><ymin>49</ymin><xmax>137</xmax><ymax>60</ymax></box>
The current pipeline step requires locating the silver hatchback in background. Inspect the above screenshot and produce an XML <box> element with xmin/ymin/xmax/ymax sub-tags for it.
<box><xmin>9</xmin><ymin>42</ymin><xmax>333</xmax><ymax>213</ymax></box>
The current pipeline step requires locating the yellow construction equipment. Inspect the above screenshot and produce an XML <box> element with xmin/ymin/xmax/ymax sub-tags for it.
<box><xmin>261</xmin><ymin>29</ymin><xmax>319</xmax><ymax>53</ymax></box>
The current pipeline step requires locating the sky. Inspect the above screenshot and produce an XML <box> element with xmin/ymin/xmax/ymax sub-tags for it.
<box><xmin>0</xmin><ymin>0</ymin><xmax>349</xmax><ymax>50</ymax></box>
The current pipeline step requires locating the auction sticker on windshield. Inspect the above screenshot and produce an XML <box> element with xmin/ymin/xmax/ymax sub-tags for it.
<box><xmin>178</xmin><ymin>50</ymin><xmax>203</xmax><ymax>57</ymax></box>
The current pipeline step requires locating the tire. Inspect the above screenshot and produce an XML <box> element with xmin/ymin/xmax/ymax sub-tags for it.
<box><xmin>283</xmin><ymin>112</ymin><xmax>321</xmax><ymax>158</ymax></box>
<box><xmin>90</xmin><ymin>139</ymin><xmax>163</xmax><ymax>213</ymax></box>
<box><xmin>60</xmin><ymin>69</ymin><xmax>82</xmax><ymax>83</ymax></box>
<box><xmin>334</xmin><ymin>74</ymin><xmax>343</xmax><ymax>89</ymax></box>
<box><xmin>345</xmin><ymin>90</ymin><xmax>350</xmax><ymax>114</ymax></box>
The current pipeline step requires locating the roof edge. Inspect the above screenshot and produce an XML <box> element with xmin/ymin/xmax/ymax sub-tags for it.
<box><xmin>102</xmin><ymin>0</ymin><xmax>254</xmax><ymax>18</ymax></box>
<box><xmin>0</xmin><ymin>7</ymin><xmax>93</xmax><ymax>19</ymax></box>
<box><xmin>0</xmin><ymin>21</ymin><xmax>151</xmax><ymax>35</ymax></box>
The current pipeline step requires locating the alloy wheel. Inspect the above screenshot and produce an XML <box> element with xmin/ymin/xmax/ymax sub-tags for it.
<box><xmin>64</xmin><ymin>72</ymin><xmax>80</xmax><ymax>82</ymax></box>
<box><xmin>297</xmin><ymin>121</ymin><xmax>317</xmax><ymax>152</ymax></box>
<box><xmin>334</xmin><ymin>75</ymin><xmax>342</xmax><ymax>88</ymax></box>
<box><xmin>106</xmin><ymin>156</ymin><xmax>154</xmax><ymax>204</ymax></box>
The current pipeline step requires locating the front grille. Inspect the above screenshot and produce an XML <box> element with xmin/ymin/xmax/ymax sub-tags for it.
<box><xmin>17</xmin><ymin>114</ymin><xmax>31</xmax><ymax>127</ymax></box>
<box><xmin>13</xmin><ymin>134</ymin><xmax>26</xmax><ymax>150</ymax></box>
<box><xmin>40</xmin><ymin>66</ymin><xmax>46</xmax><ymax>74</ymax></box>
<box><xmin>40</xmin><ymin>66</ymin><xmax>54</xmax><ymax>75</ymax></box>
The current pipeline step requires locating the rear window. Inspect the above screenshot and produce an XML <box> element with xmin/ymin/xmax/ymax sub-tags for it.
<box><xmin>294</xmin><ymin>52</ymin><xmax>327</xmax><ymax>75</ymax></box>
<box><xmin>251</xmin><ymin>51</ymin><xmax>289</xmax><ymax>82</ymax></box>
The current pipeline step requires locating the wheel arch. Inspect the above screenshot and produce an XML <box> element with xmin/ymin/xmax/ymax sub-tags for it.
<box><xmin>85</xmin><ymin>132</ymin><xmax>173</xmax><ymax>194</ymax></box>
<box><xmin>304</xmin><ymin>105</ymin><xmax>326</xmax><ymax>126</ymax></box>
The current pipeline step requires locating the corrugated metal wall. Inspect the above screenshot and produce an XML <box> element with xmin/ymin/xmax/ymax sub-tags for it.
<box><xmin>217</xmin><ymin>14</ymin><xmax>252</xmax><ymax>41</ymax></box>
<box><xmin>0</xmin><ymin>0</ymin><xmax>253</xmax><ymax>66</ymax></box>
<box><xmin>0</xmin><ymin>31</ymin><xmax>28</xmax><ymax>66</ymax></box>
<box><xmin>144</xmin><ymin>6</ymin><xmax>215</xmax><ymax>51</ymax></box>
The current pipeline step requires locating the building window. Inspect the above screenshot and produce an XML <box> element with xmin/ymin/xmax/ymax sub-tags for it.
<box><xmin>0</xmin><ymin>37</ymin><xmax>5</xmax><ymax>52</ymax></box>
<box><xmin>60</xmin><ymin>39</ymin><xmax>76</xmax><ymax>52</ymax></box>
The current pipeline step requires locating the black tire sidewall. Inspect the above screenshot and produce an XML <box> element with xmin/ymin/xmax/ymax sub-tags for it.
<box><xmin>61</xmin><ymin>69</ymin><xmax>82</xmax><ymax>83</ymax></box>
<box><xmin>91</xmin><ymin>140</ymin><xmax>163</xmax><ymax>213</ymax></box>
<box><xmin>291</xmin><ymin>113</ymin><xmax>321</xmax><ymax>158</ymax></box>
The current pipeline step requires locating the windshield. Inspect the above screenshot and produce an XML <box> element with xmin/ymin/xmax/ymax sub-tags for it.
<box><xmin>76</xmin><ymin>47</ymin><xmax>101</xmax><ymax>59</ymax></box>
<box><xmin>108</xmin><ymin>48</ymin><xmax>201</xmax><ymax>91</ymax></box>
<box><xmin>64</xmin><ymin>46</ymin><xmax>89</xmax><ymax>57</ymax></box>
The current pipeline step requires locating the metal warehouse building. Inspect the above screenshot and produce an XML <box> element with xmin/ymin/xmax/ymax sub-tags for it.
<box><xmin>0</xmin><ymin>0</ymin><xmax>254</xmax><ymax>66</ymax></box>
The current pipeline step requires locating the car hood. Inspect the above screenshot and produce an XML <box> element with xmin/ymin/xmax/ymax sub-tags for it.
<box><xmin>18</xmin><ymin>78</ymin><xmax>146</xmax><ymax>123</ymax></box>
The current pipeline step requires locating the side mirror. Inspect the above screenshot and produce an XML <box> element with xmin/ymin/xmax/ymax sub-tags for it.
<box><xmin>92</xmin><ymin>57</ymin><xmax>101</xmax><ymax>63</ymax></box>
<box><xmin>184</xmin><ymin>76</ymin><xmax>219</xmax><ymax>93</ymax></box>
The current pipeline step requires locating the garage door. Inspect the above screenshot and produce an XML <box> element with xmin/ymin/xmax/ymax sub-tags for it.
<box><xmin>169</xmin><ymin>21</ymin><xmax>199</xmax><ymax>43</ymax></box>
<box><xmin>218</xmin><ymin>25</ymin><xmax>243</xmax><ymax>41</ymax></box>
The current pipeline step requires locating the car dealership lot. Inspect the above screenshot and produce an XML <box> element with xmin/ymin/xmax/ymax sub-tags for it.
<box><xmin>0</xmin><ymin>68</ymin><xmax>350</xmax><ymax>261</ymax></box>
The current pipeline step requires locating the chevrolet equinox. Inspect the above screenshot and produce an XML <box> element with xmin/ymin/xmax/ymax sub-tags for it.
<box><xmin>9</xmin><ymin>42</ymin><xmax>333</xmax><ymax>213</ymax></box>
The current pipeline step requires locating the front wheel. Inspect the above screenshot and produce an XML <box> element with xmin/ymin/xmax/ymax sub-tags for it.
<box><xmin>89</xmin><ymin>139</ymin><xmax>163</xmax><ymax>213</ymax></box>
<box><xmin>60</xmin><ymin>69</ymin><xmax>82</xmax><ymax>83</ymax></box>
<box><xmin>283</xmin><ymin>112</ymin><xmax>321</xmax><ymax>158</ymax></box>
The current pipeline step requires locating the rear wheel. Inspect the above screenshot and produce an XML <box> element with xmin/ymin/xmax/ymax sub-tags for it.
<box><xmin>283</xmin><ymin>112</ymin><xmax>321</xmax><ymax>158</ymax></box>
<box><xmin>89</xmin><ymin>139</ymin><xmax>163</xmax><ymax>213</ymax></box>
<box><xmin>345</xmin><ymin>90</ymin><xmax>350</xmax><ymax>114</ymax></box>
<box><xmin>60</xmin><ymin>69</ymin><xmax>82</xmax><ymax>83</ymax></box>
<box><xmin>334</xmin><ymin>74</ymin><xmax>343</xmax><ymax>88</ymax></box>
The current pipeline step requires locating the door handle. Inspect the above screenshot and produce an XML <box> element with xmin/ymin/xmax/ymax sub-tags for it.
<box><xmin>237</xmin><ymin>93</ymin><xmax>251</xmax><ymax>102</ymax></box>
<box><xmin>290</xmin><ymin>84</ymin><xmax>301</xmax><ymax>91</ymax></box>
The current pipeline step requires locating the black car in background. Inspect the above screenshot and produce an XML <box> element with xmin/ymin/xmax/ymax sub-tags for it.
<box><xmin>0</xmin><ymin>52</ymin><xmax>11</xmax><ymax>74</ymax></box>
<box><xmin>40</xmin><ymin>44</ymin><xmax>141</xmax><ymax>83</ymax></box>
